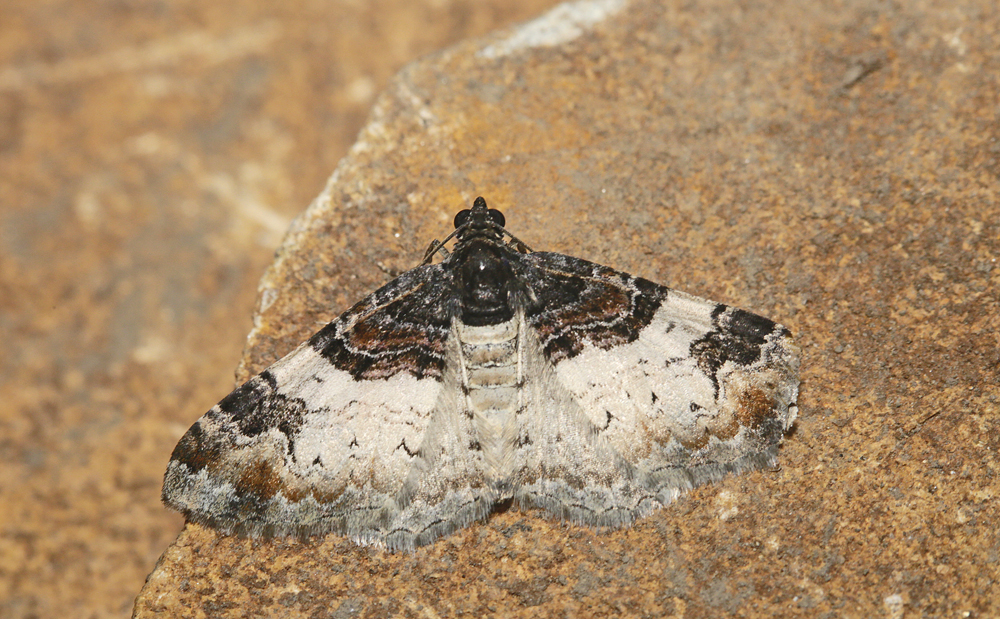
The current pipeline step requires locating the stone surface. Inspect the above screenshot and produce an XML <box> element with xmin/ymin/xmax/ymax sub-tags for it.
<box><xmin>133</xmin><ymin>0</ymin><xmax>1000</xmax><ymax>617</ymax></box>
<box><xmin>0</xmin><ymin>1</ymin><xmax>560</xmax><ymax>618</ymax></box>
<box><xmin>4</xmin><ymin>0</ymin><xmax>997</xmax><ymax>616</ymax></box>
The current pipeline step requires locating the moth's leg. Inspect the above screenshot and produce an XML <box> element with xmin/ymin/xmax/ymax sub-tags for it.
<box><xmin>422</xmin><ymin>239</ymin><xmax>450</xmax><ymax>264</ymax></box>
<box><xmin>507</xmin><ymin>238</ymin><xmax>531</xmax><ymax>254</ymax></box>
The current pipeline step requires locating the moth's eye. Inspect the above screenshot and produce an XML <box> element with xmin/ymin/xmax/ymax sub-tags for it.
<box><xmin>454</xmin><ymin>209</ymin><xmax>472</xmax><ymax>229</ymax></box>
<box><xmin>488</xmin><ymin>209</ymin><xmax>505</xmax><ymax>228</ymax></box>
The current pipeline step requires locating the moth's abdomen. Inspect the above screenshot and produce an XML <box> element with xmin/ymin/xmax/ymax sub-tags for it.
<box><xmin>456</xmin><ymin>318</ymin><xmax>524</xmax><ymax>486</ymax></box>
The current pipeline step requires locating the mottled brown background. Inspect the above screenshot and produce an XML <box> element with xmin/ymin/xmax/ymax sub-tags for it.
<box><xmin>3</xmin><ymin>0</ymin><xmax>998</xmax><ymax>618</ymax></box>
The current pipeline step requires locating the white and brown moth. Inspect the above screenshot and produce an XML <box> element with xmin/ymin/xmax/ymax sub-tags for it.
<box><xmin>163</xmin><ymin>198</ymin><xmax>799</xmax><ymax>550</ymax></box>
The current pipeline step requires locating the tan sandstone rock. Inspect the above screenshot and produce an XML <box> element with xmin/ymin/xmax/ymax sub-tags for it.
<box><xmin>136</xmin><ymin>0</ymin><xmax>1000</xmax><ymax>616</ymax></box>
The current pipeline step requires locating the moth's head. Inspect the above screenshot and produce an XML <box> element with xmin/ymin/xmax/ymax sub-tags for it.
<box><xmin>454</xmin><ymin>197</ymin><xmax>505</xmax><ymax>240</ymax></box>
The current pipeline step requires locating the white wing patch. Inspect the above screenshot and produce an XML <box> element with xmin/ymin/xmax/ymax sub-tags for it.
<box><xmin>550</xmin><ymin>290</ymin><xmax>798</xmax><ymax>491</ymax></box>
<box><xmin>269</xmin><ymin>346</ymin><xmax>441</xmax><ymax>485</ymax></box>
<box><xmin>554</xmin><ymin>292</ymin><xmax>720</xmax><ymax>451</ymax></box>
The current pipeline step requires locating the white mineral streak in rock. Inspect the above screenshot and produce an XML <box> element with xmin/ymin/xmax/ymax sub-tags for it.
<box><xmin>478</xmin><ymin>0</ymin><xmax>627</xmax><ymax>59</ymax></box>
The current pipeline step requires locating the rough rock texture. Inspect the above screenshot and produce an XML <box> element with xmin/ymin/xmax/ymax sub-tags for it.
<box><xmin>132</xmin><ymin>0</ymin><xmax>1000</xmax><ymax>617</ymax></box>
<box><xmin>0</xmin><ymin>1</ymin><xmax>560</xmax><ymax>618</ymax></box>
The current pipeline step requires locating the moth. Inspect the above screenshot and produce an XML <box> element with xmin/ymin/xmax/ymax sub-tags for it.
<box><xmin>163</xmin><ymin>197</ymin><xmax>799</xmax><ymax>550</ymax></box>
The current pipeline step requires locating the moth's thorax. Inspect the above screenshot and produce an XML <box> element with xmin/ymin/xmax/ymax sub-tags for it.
<box><xmin>455</xmin><ymin>316</ymin><xmax>523</xmax><ymax>480</ymax></box>
<box><xmin>451</xmin><ymin>239</ymin><xmax>519</xmax><ymax>326</ymax></box>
